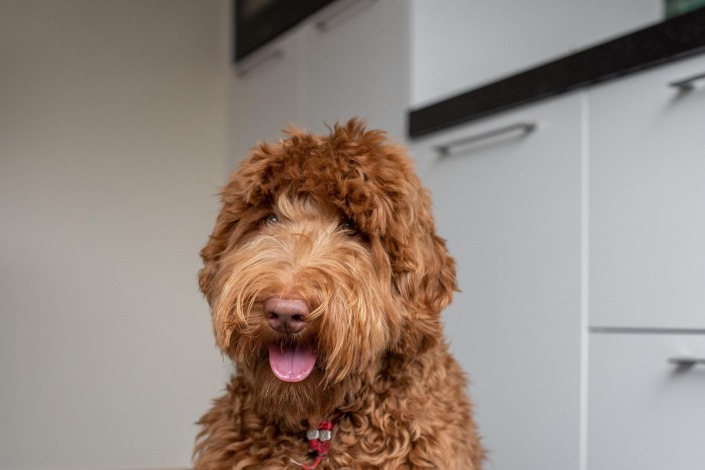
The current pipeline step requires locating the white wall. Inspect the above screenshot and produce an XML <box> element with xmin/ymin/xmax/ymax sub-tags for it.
<box><xmin>0</xmin><ymin>1</ymin><xmax>231</xmax><ymax>468</ymax></box>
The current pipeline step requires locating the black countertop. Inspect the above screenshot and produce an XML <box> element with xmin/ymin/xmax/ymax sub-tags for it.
<box><xmin>408</xmin><ymin>7</ymin><xmax>705</xmax><ymax>139</ymax></box>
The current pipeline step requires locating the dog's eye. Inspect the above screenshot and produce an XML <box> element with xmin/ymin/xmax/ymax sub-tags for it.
<box><xmin>341</xmin><ymin>219</ymin><xmax>358</xmax><ymax>236</ymax></box>
<box><xmin>265</xmin><ymin>214</ymin><xmax>280</xmax><ymax>225</ymax></box>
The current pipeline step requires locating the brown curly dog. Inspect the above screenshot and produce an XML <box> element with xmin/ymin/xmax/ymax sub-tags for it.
<box><xmin>194</xmin><ymin>120</ymin><xmax>483</xmax><ymax>469</ymax></box>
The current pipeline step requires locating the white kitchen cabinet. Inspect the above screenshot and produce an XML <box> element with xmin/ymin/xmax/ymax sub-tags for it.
<box><xmin>411</xmin><ymin>0</ymin><xmax>662</xmax><ymax>107</ymax></box>
<box><xmin>303</xmin><ymin>0</ymin><xmax>408</xmax><ymax>141</ymax></box>
<box><xmin>588</xmin><ymin>333</ymin><xmax>705</xmax><ymax>470</ymax></box>
<box><xmin>411</xmin><ymin>93</ymin><xmax>584</xmax><ymax>469</ymax></box>
<box><xmin>589</xmin><ymin>54</ymin><xmax>705</xmax><ymax>330</ymax></box>
<box><xmin>588</xmin><ymin>54</ymin><xmax>705</xmax><ymax>470</ymax></box>
<box><xmin>229</xmin><ymin>0</ymin><xmax>408</xmax><ymax>169</ymax></box>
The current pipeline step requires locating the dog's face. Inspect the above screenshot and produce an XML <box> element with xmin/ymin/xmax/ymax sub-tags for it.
<box><xmin>199</xmin><ymin>120</ymin><xmax>456</xmax><ymax>421</ymax></box>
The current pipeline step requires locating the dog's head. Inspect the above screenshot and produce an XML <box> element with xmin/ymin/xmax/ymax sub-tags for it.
<box><xmin>199</xmin><ymin>120</ymin><xmax>456</xmax><ymax>420</ymax></box>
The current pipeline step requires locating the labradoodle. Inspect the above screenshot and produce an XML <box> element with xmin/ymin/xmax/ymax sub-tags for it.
<box><xmin>194</xmin><ymin>120</ymin><xmax>483</xmax><ymax>469</ymax></box>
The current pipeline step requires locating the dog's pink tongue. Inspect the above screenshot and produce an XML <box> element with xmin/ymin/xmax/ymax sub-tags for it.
<box><xmin>268</xmin><ymin>344</ymin><xmax>317</xmax><ymax>382</ymax></box>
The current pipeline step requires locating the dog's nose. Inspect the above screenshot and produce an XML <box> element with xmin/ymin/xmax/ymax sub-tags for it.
<box><xmin>264</xmin><ymin>297</ymin><xmax>309</xmax><ymax>334</ymax></box>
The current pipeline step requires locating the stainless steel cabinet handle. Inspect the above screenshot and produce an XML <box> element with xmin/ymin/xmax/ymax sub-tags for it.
<box><xmin>315</xmin><ymin>0</ymin><xmax>376</xmax><ymax>31</ymax></box>
<box><xmin>435</xmin><ymin>122</ymin><xmax>536</xmax><ymax>158</ymax></box>
<box><xmin>668</xmin><ymin>72</ymin><xmax>705</xmax><ymax>91</ymax></box>
<box><xmin>668</xmin><ymin>356</ymin><xmax>705</xmax><ymax>366</ymax></box>
<box><xmin>237</xmin><ymin>48</ymin><xmax>285</xmax><ymax>77</ymax></box>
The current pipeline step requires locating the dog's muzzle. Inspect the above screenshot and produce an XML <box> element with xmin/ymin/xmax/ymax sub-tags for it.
<box><xmin>264</xmin><ymin>297</ymin><xmax>318</xmax><ymax>383</ymax></box>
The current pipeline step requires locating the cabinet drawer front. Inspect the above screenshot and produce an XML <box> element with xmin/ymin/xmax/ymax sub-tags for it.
<box><xmin>588</xmin><ymin>333</ymin><xmax>705</xmax><ymax>470</ymax></box>
<box><xmin>590</xmin><ymin>54</ymin><xmax>705</xmax><ymax>329</ymax></box>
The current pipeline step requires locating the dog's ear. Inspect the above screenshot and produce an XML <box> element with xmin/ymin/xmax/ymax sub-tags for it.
<box><xmin>199</xmin><ymin>149</ymin><xmax>272</xmax><ymax>307</ymax></box>
<box><xmin>386</xmin><ymin>187</ymin><xmax>458</xmax><ymax>356</ymax></box>
<box><xmin>199</xmin><ymin>178</ymin><xmax>243</xmax><ymax>307</ymax></box>
<box><xmin>199</xmin><ymin>210</ymin><xmax>231</xmax><ymax>307</ymax></box>
<box><xmin>327</xmin><ymin>120</ymin><xmax>458</xmax><ymax>355</ymax></box>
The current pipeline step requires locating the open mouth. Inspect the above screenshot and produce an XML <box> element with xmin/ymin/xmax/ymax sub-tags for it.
<box><xmin>267</xmin><ymin>342</ymin><xmax>317</xmax><ymax>383</ymax></box>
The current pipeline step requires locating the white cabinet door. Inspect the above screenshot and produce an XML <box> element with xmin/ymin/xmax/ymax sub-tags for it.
<box><xmin>303</xmin><ymin>0</ymin><xmax>408</xmax><ymax>142</ymax></box>
<box><xmin>589</xmin><ymin>55</ymin><xmax>705</xmax><ymax>330</ymax></box>
<box><xmin>229</xmin><ymin>0</ymin><xmax>408</xmax><ymax>165</ymax></box>
<box><xmin>411</xmin><ymin>94</ymin><xmax>584</xmax><ymax>469</ymax></box>
<box><xmin>410</xmin><ymin>0</ymin><xmax>661</xmax><ymax>107</ymax></box>
<box><xmin>229</xmin><ymin>31</ymin><xmax>304</xmax><ymax>168</ymax></box>
<box><xmin>588</xmin><ymin>332</ymin><xmax>705</xmax><ymax>470</ymax></box>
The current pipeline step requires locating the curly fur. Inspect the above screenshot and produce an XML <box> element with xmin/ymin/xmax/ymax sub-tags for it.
<box><xmin>195</xmin><ymin>120</ymin><xmax>484</xmax><ymax>469</ymax></box>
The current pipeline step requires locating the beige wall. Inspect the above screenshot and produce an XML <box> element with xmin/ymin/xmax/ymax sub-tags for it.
<box><xmin>0</xmin><ymin>1</ymin><xmax>231</xmax><ymax>468</ymax></box>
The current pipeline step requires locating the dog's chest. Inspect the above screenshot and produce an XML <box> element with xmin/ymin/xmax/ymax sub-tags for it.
<box><xmin>231</xmin><ymin>420</ymin><xmax>411</xmax><ymax>470</ymax></box>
